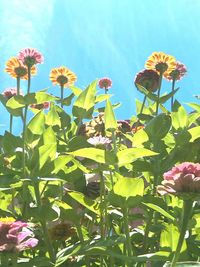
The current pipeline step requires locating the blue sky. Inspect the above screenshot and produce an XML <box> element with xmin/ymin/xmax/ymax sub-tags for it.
<box><xmin>0</xmin><ymin>0</ymin><xmax>200</xmax><ymax>133</ymax></box>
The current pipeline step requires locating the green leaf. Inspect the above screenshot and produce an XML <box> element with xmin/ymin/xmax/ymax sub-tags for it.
<box><xmin>69</xmin><ymin>86</ymin><xmax>82</xmax><ymax>96</ymax></box>
<box><xmin>187</xmin><ymin>102</ymin><xmax>200</xmax><ymax>112</ymax></box>
<box><xmin>105</xmin><ymin>99</ymin><xmax>117</xmax><ymax>132</ymax></box>
<box><xmin>142</xmin><ymin>203</ymin><xmax>175</xmax><ymax>221</ymax></box>
<box><xmin>0</xmin><ymin>95</ymin><xmax>23</xmax><ymax>116</ymax></box>
<box><xmin>132</xmin><ymin>129</ymin><xmax>149</xmax><ymax>147</ymax></box>
<box><xmin>56</xmin><ymin>93</ymin><xmax>74</xmax><ymax>106</ymax></box>
<box><xmin>117</xmin><ymin>148</ymin><xmax>158</xmax><ymax>166</ymax></box>
<box><xmin>68</xmin><ymin>191</ymin><xmax>100</xmax><ymax>215</ymax></box>
<box><xmin>6</xmin><ymin>95</ymin><xmax>25</xmax><ymax>109</ymax></box>
<box><xmin>45</xmin><ymin>104</ymin><xmax>61</xmax><ymax>127</ymax></box>
<box><xmin>171</xmin><ymin>101</ymin><xmax>188</xmax><ymax>129</ymax></box>
<box><xmin>72</xmin><ymin>80</ymin><xmax>97</xmax><ymax>119</ymax></box>
<box><xmin>24</xmin><ymin>91</ymin><xmax>57</xmax><ymax>105</ymax></box>
<box><xmin>27</xmin><ymin>111</ymin><xmax>45</xmax><ymax>135</ymax></box>
<box><xmin>2</xmin><ymin>131</ymin><xmax>23</xmax><ymax>154</ymax></box>
<box><xmin>68</xmin><ymin>148</ymin><xmax>117</xmax><ymax>165</ymax></box>
<box><xmin>95</xmin><ymin>94</ymin><xmax>111</xmax><ymax>103</ymax></box>
<box><xmin>114</xmin><ymin>177</ymin><xmax>144</xmax><ymax>198</ymax></box>
<box><xmin>188</xmin><ymin>126</ymin><xmax>200</xmax><ymax>142</ymax></box>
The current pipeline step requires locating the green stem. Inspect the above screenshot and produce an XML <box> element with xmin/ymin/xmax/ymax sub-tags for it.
<box><xmin>122</xmin><ymin>206</ymin><xmax>133</xmax><ymax>262</ymax></box>
<box><xmin>135</xmin><ymin>95</ymin><xmax>147</xmax><ymax>130</ymax></box>
<box><xmin>105</xmin><ymin>87</ymin><xmax>108</xmax><ymax>94</ymax></box>
<box><xmin>60</xmin><ymin>84</ymin><xmax>64</xmax><ymax>108</ymax></box>
<box><xmin>1</xmin><ymin>253</ymin><xmax>9</xmax><ymax>266</ymax></box>
<box><xmin>171</xmin><ymin>78</ymin><xmax>176</xmax><ymax>111</ymax></box>
<box><xmin>100</xmin><ymin>171</ymin><xmax>105</xmax><ymax>239</ymax></box>
<box><xmin>33</xmin><ymin>179</ymin><xmax>56</xmax><ymax>263</ymax></box>
<box><xmin>76</xmin><ymin>118</ymin><xmax>83</xmax><ymax>135</ymax></box>
<box><xmin>170</xmin><ymin>200</ymin><xmax>193</xmax><ymax>267</ymax></box>
<box><xmin>112</xmin><ymin>131</ymin><xmax>119</xmax><ymax>172</ymax></box>
<box><xmin>9</xmin><ymin>114</ymin><xmax>13</xmax><ymax>134</ymax></box>
<box><xmin>155</xmin><ymin>73</ymin><xmax>163</xmax><ymax>115</ymax></box>
<box><xmin>17</xmin><ymin>76</ymin><xmax>20</xmax><ymax>95</ymax></box>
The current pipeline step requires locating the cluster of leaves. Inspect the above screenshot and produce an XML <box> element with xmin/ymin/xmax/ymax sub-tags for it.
<box><xmin>0</xmin><ymin>78</ymin><xmax>200</xmax><ymax>267</ymax></box>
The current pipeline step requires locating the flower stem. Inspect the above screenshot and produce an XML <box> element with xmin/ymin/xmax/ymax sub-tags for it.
<box><xmin>9</xmin><ymin>114</ymin><xmax>13</xmax><ymax>134</ymax></box>
<box><xmin>122</xmin><ymin>206</ymin><xmax>133</xmax><ymax>263</ymax></box>
<box><xmin>1</xmin><ymin>253</ymin><xmax>9</xmax><ymax>266</ymax></box>
<box><xmin>171</xmin><ymin>78</ymin><xmax>176</xmax><ymax>111</ymax></box>
<box><xmin>17</xmin><ymin>76</ymin><xmax>20</xmax><ymax>95</ymax></box>
<box><xmin>60</xmin><ymin>84</ymin><xmax>64</xmax><ymax>108</ymax></box>
<box><xmin>155</xmin><ymin>73</ymin><xmax>163</xmax><ymax>115</ymax></box>
<box><xmin>170</xmin><ymin>200</ymin><xmax>193</xmax><ymax>267</ymax></box>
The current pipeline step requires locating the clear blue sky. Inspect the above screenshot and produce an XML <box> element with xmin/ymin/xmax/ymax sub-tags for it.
<box><xmin>0</xmin><ymin>0</ymin><xmax>199</xmax><ymax>133</ymax></box>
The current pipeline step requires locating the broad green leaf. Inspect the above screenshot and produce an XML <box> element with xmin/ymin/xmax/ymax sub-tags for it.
<box><xmin>95</xmin><ymin>102</ymin><xmax>121</xmax><ymax>113</ymax></box>
<box><xmin>117</xmin><ymin>148</ymin><xmax>158</xmax><ymax>166</ymax></box>
<box><xmin>187</xmin><ymin>102</ymin><xmax>200</xmax><ymax>112</ymax></box>
<box><xmin>42</xmin><ymin>127</ymin><xmax>56</xmax><ymax>145</ymax></box>
<box><xmin>68</xmin><ymin>191</ymin><xmax>100</xmax><ymax>215</ymax></box>
<box><xmin>95</xmin><ymin>94</ymin><xmax>111</xmax><ymax>103</ymax></box>
<box><xmin>114</xmin><ymin>177</ymin><xmax>144</xmax><ymax>198</ymax></box>
<box><xmin>69</xmin><ymin>86</ymin><xmax>82</xmax><ymax>96</ymax></box>
<box><xmin>0</xmin><ymin>95</ymin><xmax>23</xmax><ymax>116</ymax></box>
<box><xmin>188</xmin><ymin>126</ymin><xmax>200</xmax><ymax>142</ymax></box>
<box><xmin>68</xmin><ymin>148</ymin><xmax>117</xmax><ymax>165</ymax></box>
<box><xmin>24</xmin><ymin>91</ymin><xmax>57</xmax><ymax>105</ymax></box>
<box><xmin>56</xmin><ymin>93</ymin><xmax>74</xmax><ymax>106</ymax></box>
<box><xmin>27</xmin><ymin>111</ymin><xmax>45</xmax><ymax>135</ymax></box>
<box><xmin>2</xmin><ymin>131</ymin><xmax>23</xmax><ymax>154</ymax></box>
<box><xmin>132</xmin><ymin>129</ymin><xmax>149</xmax><ymax>147</ymax></box>
<box><xmin>6</xmin><ymin>95</ymin><xmax>25</xmax><ymax>109</ymax></box>
<box><xmin>45</xmin><ymin>104</ymin><xmax>61</xmax><ymax>127</ymax></box>
<box><xmin>171</xmin><ymin>101</ymin><xmax>188</xmax><ymax>129</ymax></box>
<box><xmin>52</xmin><ymin>155</ymin><xmax>73</xmax><ymax>174</ymax></box>
<box><xmin>142</xmin><ymin>203</ymin><xmax>175</xmax><ymax>221</ymax></box>
<box><xmin>72</xmin><ymin>80</ymin><xmax>97</xmax><ymax>119</ymax></box>
<box><xmin>105</xmin><ymin>99</ymin><xmax>117</xmax><ymax>132</ymax></box>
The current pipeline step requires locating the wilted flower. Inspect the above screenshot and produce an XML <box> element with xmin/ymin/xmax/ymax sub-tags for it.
<box><xmin>5</xmin><ymin>57</ymin><xmax>37</xmax><ymax>79</ymax></box>
<box><xmin>87</xmin><ymin>136</ymin><xmax>111</xmax><ymax>148</ymax></box>
<box><xmin>0</xmin><ymin>218</ymin><xmax>38</xmax><ymax>252</ymax></box>
<box><xmin>30</xmin><ymin>102</ymin><xmax>50</xmax><ymax>110</ymax></box>
<box><xmin>157</xmin><ymin>162</ymin><xmax>200</xmax><ymax>196</ymax></box>
<box><xmin>164</xmin><ymin>61</ymin><xmax>187</xmax><ymax>81</ymax></box>
<box><xmin>49</xmin><ymin>66</ymin><xmax>77</xmax><ymax>88</ymax></box>
<box><xmin>18</xmin><ymin>48</ymin><xmax>44</xmax><ymax>67</ymax></box>
<box><xmin>117</xmin><ymin>120</ymin><xmax>132</xmax><ymax>133</ymax></box>
<box><xmin>134</xmin><ymin>69</ymin><xmax>160</xmax><ymax>92</ymax></box>
<box><xmin>145</xmin><ymin>52</ymin><xmax>176</xmax><ymax>75</ymax></box>
<box><xmin>49</xmin><ymin>222</ymin><xmax>75</xmax><ymax>241</ymax></box>
<box><xmin>2</xmin><ymin>88</ymin><xmax>23</xmax><ymax>99</ymax></box>
<box><xmin>98</xmin><ymin>77</ymin><xmax>112</xmax><ymax>90</ymax></box>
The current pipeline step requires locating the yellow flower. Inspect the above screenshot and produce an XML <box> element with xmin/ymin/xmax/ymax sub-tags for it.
<box><xmin>5</xmin><ymin>57</ymin><xmax>37</xmax><ymax>79</ymax></box>
<box><xmin>0</xmin><ymin>217</ymin><xmax>15</xmax><ymax>223</ymax></box>
<box><xmin>49</xmin><ymin>66</ymin><xmax>77</xmax><ymax>88</ymax></box>
<box><xmin>145</xmin><ymin>52</ymin><xmax>176</xmax><ymax>75</ymax></box>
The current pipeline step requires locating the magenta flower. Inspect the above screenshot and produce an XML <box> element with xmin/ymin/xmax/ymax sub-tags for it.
<box><xmin>157</xmin><ymin>162</ymin><xmax>200</xmax><ymax>197</ymax></box>
<box><xmin>134</xmin><ymin>69</ymin><xmax>160</xmax><ymax>92</ymax></box>
<box><xmin>164</xmin><ymin>61</ymin><xmax>187</xmax><ymax>81</ymax></box>
<box><xmin>0</xmin><ymin>219</ymin><xmax>38</xmax><ymax>252</ymax></box>
<box><xmin>2</xmin><ymin>88</ymin><xmax>23</xmax><ymax>99</ymax></box>
<box><xmin>98</xmin><ymin>77</ymin><xmax>112</xmax><ymax>90</ymax></box>
<box><xmin>30</xmin><ymin>102</ymin><xmax>50</xmax><ymax>110</ymax></box>
<box><xmin>18</xmin><ymin>48</ymin><xmax>44</xmax><ymax>67</ymax></box>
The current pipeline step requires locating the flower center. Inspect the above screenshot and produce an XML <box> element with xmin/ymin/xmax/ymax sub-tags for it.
<box><xmin>155</xmin><ymin>62</ymin><xmax>168</xmax><ymax>73</ymax></box>
<box><xmin>57</xmin><ymin>75</ymin><xmax>68</xmax><ymax>86</ymax></box>
<box><xmin>24</xmin><ymin>56</ymin><xmax>36</xmax><ymax>67</ymax></box>
<box><xmin>14</xmin><ymin>67</ymin><xmax>27</xmax><ymax>77</ymax></box>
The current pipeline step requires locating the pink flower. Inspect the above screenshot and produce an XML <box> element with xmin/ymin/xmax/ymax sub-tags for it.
<box><xmin>18</xmin><ymin>48</ymin><xmax>44</xmax><ymax>67</ymax></box>
<box><xmin>2</xmin><ymin>88</ymin><xmax>23</xmax><ymax>99</ymax></box>
<box><xmin>30</xmin><ymin>102</ymin><xmax>50</xmax><ymax>110</ymax></box>
<box><xmin>134</xmin><ymin>69</ymin><xmax>160</xmax><ymax>92</ymax></box>
<box><xmin>0</xmin><ymin>220</ymin><xmax>38</xmax><ymax>252</ymax></box>
<box><xmin>157</xmin><ymin>162</ymin><xmax>200</xmax><ymax>196</ymax></box>
<box><xmin>164</xmin><ymin>61</ymin><xmax>187</xmax><ymax>81</ymax></box>
<box><xmin>98</xmin><ymin>77</ymin><xmax>112</xmax><ymax>90</ymax></box>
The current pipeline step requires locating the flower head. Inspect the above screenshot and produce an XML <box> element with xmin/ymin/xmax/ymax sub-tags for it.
<box><xmin>145</xmin><ymin>52</ymin><xmax>176</xmax><ymax>75</ymax></box>
<box><xmin>87</xmin><ymin>136</ymin><xmax>111</xmax><ymax>148</ymax></box>
<box><xmin>5</xmin><ymin>57</ymin><xmax>37</xmax><ymax>79</ymax></box>
<box><xmin>157</xmin><ymin>162</ymin><xmax>200</xmax><ymax>197</ymax></box>
<box><xmin>164</xmin><ymin>61</ymin><xmax>187</xmax><ymax>81</ymax></box>
<box><xmin>0</xmin><ymin>219</ymin><xmax>38</xmax><ymax>252</ymax></box>
<box><xmin>134</xmin><ymin>69</ymin><xmax>160</xmax><ymax>92</ymax></box>
<box><xmin>18</xmin><ymin>48</ymin><xmax>44</xmax><ymax>67</ymax></box>
<box><xmin>2</xmin><ymin>88</ymin><xmax>23</xmax><ymax>99</ymax></box>
<box><xmin>49</xmin><ymin>66</ymin><xmax>77</xmax><ymax>88</ymax></box>
<box><xmin>98</xmin><ymin>77</ymin><xmax>112</xmax><ymax>90</ymax></box>
<box><xmin>30</xmin><ymin>102</ymin><xmax>50</xmax><ymax>110</ymax></box>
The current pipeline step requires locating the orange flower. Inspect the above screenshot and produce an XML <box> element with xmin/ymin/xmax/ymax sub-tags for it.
<box><xmin>5</xmin><ymin>57</ymin><xmax>37</xmax><ymax>79</ymax></box>
<box><xmin>49</xmin><ymin>66</ymin><xmax>77</xmax><ymax>88</ymax></box>
<box><xmin>145</xmin><ymin>52</ymin><xmax>176</xmax><ymax>75</ymax></box>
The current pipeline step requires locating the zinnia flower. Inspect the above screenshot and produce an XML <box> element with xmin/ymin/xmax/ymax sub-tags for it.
<box><xmin>0</xmin><ymin>218</ymin><xmax>38</xmax><ymax>252</ymax></box>
<box><xmin>5</xmin><ymin>57</ymin><xmax>37</xmax><ymax>79</ymax></box>
<box><xmin>164</xmin><ymin>61</ymin><xmax>187</xmax><ymax>81</ymax></box>
<box><xmin>98</xmin><ymin>77</ymin><xmax>112</xmax><ymax>90</ymax></box>
<box><xmin>145</xmin><ymin>52</ymin><xmax>176</xmax><ymax>75</ymax></box>
<box><xmin>18</xmin><ymin>48</ymin><xmax>44</xmax><ymax>67</ymax></box>
<box><xmin>157</xmin><ymin>162</ymin><xmax>200</xmax><ymax>196</ymax></box>
<box><xmin>30</xmin><ymin>102</ymin><xmax>50</xmax><ymax>110</ymax></box>
<box><xmin>87</xmin><ymin>136</ymin><xmax>111</xmax><ymax>148</ymax></box>
<box><xmin>49</xmin><ymin>66</ymin><xmax>77</xmax><ymax>88</ymax></box>
<box><xmin>134</xmin><ymin>69</ymin><xmax>160</xmax><ymax>92</ymax></box>
<box><xmin>2</xmin><ymin>88</ymin><xmax>23</xmax><ymax>99</ymax></box>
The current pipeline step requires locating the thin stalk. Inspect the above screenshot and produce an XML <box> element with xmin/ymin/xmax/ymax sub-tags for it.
<box><xmin>9</xmin><ymin>114</ymin><xmax>13</xmax><ymax>134</ymax></box>
<box><xmin>40</xmin><ymin>181</ymin><xmax>49</xmax><ymax>198</ymax></box>
<box><xmin>17</xmin><ymin>76</ymin><xmax>20</xmax><ymax>95</ymax></box>
<box><xmin>100</xmin><ymin>171</ymin><xmax>105</xmax><ymax>239</ymax></box>
<box><xmin>105</xmin><ymin>87</ymin><xmax>108</xmax><ymax>94</ymax></box>
<box><xmin>155</xmin><ymin>73</ymin><xmax>163</xmax><ymax>115</ymax></box>
<box><xmin>33</xmin><ymin>179</ymin><xmax>56</xmax><ymax>263</ymax></box>
<box><xmin>60</xmin><ymin>84</ymin><xmax>64</xmax><ymax>108</ymax></box>
<box><xmin>135</xmin><ymin>95</ymin><xmax>147</xmax><ymax>130</ymax></box>
<box><xmin>76</xmin><ymin>118</ymin><xmax>83</xmax><ymax>135</ymax></box>
<box><xmin>112</xmin><ymin>131</ymin><xmax>119</xmax><ymax>172</ymax></box>
<box><xmin>171</xmin><ymin>78</ymin><xmax>176</xmax><ymax>111</ymax></box>
<box><xmin>122</xmin><ymin>206</ymin><xmax>133</xmax><ymax>262</ymax></box>
<box><xmin>170</xmin><ymin>200</ymin><xmax>193</xmax><ymax>267</ymax></box>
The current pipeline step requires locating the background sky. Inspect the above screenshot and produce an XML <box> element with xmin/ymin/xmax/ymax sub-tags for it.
<box><xmin>0</xmin><ymin>0</ymin><xmax>200</xmax><ymax>133</ymax></box>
